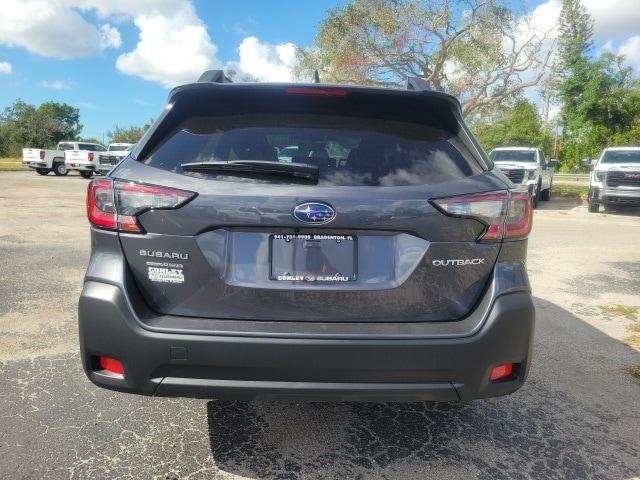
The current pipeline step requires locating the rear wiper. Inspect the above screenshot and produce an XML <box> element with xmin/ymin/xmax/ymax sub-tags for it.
<box><xmin>180</xmin><ymin>160</ymin><xmax>319</xmax><ymax>184</ymax></box>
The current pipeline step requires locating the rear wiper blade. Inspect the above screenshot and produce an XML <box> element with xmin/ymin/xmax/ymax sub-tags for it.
<box><xmin>180</xmin><ymin>160</ymin><xmax>319</xmax><ymax>184</ymax></box>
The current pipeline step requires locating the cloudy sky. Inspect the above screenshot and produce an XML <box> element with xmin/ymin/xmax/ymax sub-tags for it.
<box><xmin>0</xmin><ymin>0</ymin><xmax>639</xmax><ymax>140</ymax></box>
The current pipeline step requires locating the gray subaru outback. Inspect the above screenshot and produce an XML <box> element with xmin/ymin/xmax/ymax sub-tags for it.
<box><xmin>79</xmin><ymin>71</ymin><xmax>534</xmax><ymax>402</ymax></box>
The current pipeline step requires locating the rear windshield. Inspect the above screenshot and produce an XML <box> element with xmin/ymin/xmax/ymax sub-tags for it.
<box><xmin>490</xmin><ymin>150</ymin><xmax>537</xmax><ymax>163</ymax></box>
<box><xmin>108</xmin><ymin>145</ymin><xmax>130</xmax><ymax>151</ymax></box>
<box><xmin>58</xmin><ymin>143</ymin><xmax>75</xmax><ymax>151</ymax></box>
<box><xmin>601</xmin><ymin>150</ymin><xmax>640</xmax><ymax>164</ymax></box>
<box><xmin>143</xmin><ymin>114</ymin><xmax>482</xmax><ymax>186</ymax></box>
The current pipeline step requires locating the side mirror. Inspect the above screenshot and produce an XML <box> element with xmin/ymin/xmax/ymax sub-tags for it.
<box><xmin>580</xmin><ymin>158</ymin><xmax>593</xmax><ymax>170</ymax></box>
<box><xmin>548</xmin><ymin>160</ymin><xmax>558</xmax><ymax>169</ymax></box>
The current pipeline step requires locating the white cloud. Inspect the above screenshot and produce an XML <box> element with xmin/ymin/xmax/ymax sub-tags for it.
<box><xmin>115</xmin><ymin>3</ymin><xmax>220</xmax><ymax>87</ymax></box>
<box><xmin>229</xmin><ymin>36</ymin><xmax>297</xmax><ymax>82</ymax></box>
<box><xmin>99</xmin><ymin>24</ymin><xmax>122</xmax><ymax>49</ymax></box>
<box><xmin>0</xmin><ymin>0</ymin><xmax>121</xmax><ymax>59</ymax></box>
<box><xmin>40</xmin><ymin>79</ymin><xmax>74</xmax><ymax>89</ymax></box>
<box><xmin>0</xmin><ymin>61</ymin><xmax>11</xmax><ymax>74</ymax></box>
<box><xmin>602</xmin><ymin>36</ymin><xmax>640</xmax><ymax>73</ymax></box>
<box><xmin>526</xmin><ymin>0</ymin><xmax>640</xmax><ymax>43</ymax></box>
<box><xmin>582</xmin><ymin>0</ymin><xmax>640</xmax><ymax>41</ymax></box>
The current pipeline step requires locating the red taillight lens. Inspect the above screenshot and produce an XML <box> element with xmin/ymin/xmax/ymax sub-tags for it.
<box><xmin>88</xmin><ymin>152</ymin><xmax>94</xmax><ymax>162</ymax></box>
<box><xmin>504</xmin><ymin>191</ymin><xmax>533</xmax><ymax>240</ymax></box>
<box><xmin>39</xmin><ymin>150</ymin><xmax>45</xmax><ymax>160</ymax></box>
<box><xmin>431</xmin><ymin>190</ymin><xmax>533</xmax><ymax>242</ymax></box>
<box><xmin>87</xmin><ymin>178</ymin><xmax>117</xmax><ymax>229</ymax></box>
<box><xmin>87</xmin><ymin>178</ymin><xmax>196</xmax><ymax>233</ymax></box>
<box><xmin>99</xmin><ymin>356</ymin><xmax>124</xmax><ymax>375</ymax></box>
<box><xmin>285</xmin><ymin>87</ymin><xmax>348</xmax><ymax>97</ymax></box>
<box><xmin>490</xmin><ymin>363</ymin><xmax>514</xmax><ymax>381</ymax></box>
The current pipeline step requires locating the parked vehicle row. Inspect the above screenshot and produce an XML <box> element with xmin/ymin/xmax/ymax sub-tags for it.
<box><xmin>22</xmin><ymin>142</ymin><xmax>134</xmax><ymax>178</ymax></box>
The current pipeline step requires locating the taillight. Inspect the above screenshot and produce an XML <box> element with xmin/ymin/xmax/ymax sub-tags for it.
<box><xmin>431</xmin><ymin>190</ymin><xmax>532</xmax><ymax>242</ymax></box>
<box><xmin>87</xmin><ymin>179</ymin><xmax>117</xmax><ymax>229</ymax></box>
<box><xmin>39</xmin><ymin>150</ymin><xmax>45</xmax><ymax>160</ymax></box>
<box><xmin>88</xmin><ymin>152</ymin><xmax>94</xmax><ymax>162</ymax></box>
<box><xmin>87</xmin><ymin>178</ymin><xmax>196</xmax><ymax>233</ymax></box>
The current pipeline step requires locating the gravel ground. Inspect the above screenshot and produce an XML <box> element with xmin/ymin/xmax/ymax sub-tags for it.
<box><xmin>0</xmin><ymin>171</ymin><xmax>639</xmax><ymax>480</ymax></box>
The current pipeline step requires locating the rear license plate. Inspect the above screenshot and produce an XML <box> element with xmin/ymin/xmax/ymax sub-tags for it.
<box><xmin>270</xmin><ymin>234</ymin><xmax>357</xmax><ymax>282</ymax></box>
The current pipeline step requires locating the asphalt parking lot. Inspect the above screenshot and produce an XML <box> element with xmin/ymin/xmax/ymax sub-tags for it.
<box><xmin>0</xmin><ymin>171</ymin><xmax>639</xmax><ymax>480</ymax></box>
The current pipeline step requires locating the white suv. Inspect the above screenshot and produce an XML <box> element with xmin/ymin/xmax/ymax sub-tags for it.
<box><xmin>585</xmin><ymin>147</ymin><xmax>640</xmax><ymax>213</ymax></box>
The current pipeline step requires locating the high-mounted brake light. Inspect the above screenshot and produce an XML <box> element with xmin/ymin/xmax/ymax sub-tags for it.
<box><xmin>431</xmin><ymin>190</ymin><xmax>532</xmax><ymax>242</ymax></box>
<box><xmin>285</xmin><ymin>87</ymin><xmax>348</xmax><ymax>97</ymax></box>
<box><xmin>39</xmin><ymin>150</ymin><xmax>45</xmax><ymax>160</ymax></box>
<box><xmin>87</xmin><ymin>178</ymin><xmax>196</xmax><ymax>233</ymax></box>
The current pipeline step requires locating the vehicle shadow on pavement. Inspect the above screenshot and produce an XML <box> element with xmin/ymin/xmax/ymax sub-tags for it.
<box><xmin>536</xmin><ymin>196</ymin><xmax>583</xmax><ymax>211</ymax></box>
<box><xmin>206</xmin><ymin>298</ymin><xmax>640</xmax><ymax>480</ymax></box>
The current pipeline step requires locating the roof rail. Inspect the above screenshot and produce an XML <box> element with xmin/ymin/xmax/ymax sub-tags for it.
<box><xmin>198</xmin><ymin>70</ymin><xmax>233</xmax><ymax>84</ymax></box>
<box><xmin>405</xmin><ymin>76</ymin><xmax>432</xmax><ymax>92</ymax></box>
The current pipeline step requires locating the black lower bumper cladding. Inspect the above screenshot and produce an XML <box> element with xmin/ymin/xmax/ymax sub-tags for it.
<box><xmin>79</xmin><ymin>281</ymin><xmax>535</xmax><ymax>402</ymax></box>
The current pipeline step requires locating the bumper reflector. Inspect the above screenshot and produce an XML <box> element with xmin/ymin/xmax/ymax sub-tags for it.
<box><xmin>490</xmin><ymin>363</ymin><xmax>514</xmax><ymax>381</ymax></box>
<box><xmin>99</xmin><ymin>356</ymin><xmax>125</xmax><ymax>376</ymax></box>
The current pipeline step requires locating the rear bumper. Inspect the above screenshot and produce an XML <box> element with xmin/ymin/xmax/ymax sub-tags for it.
<box><xmin>23</xmin><ymin>161</ymin><xmax>47</xmax><ymax>168</ymax></box>
<box><xmin>65</xmin><ymin>162</ymin><xmax>95</xmax><ymax>171</ymax></box>
<box><xmin>79</xmin><ymin>281</ymin><xmax>535</xmax><ymax>401</ymax></box>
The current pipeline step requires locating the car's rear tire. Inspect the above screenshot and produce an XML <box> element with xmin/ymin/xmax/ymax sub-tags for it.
<box><xmin>80</xmin><ymin>170</ymin><xmax>93</xmax><ymax>179</ymax></box>
<box><xmin>35</xmin><ymin>168</ymin><xmax>50</xmax><ymax>175</ymax></box>
<box><xmin>53</xmin><ymin>162</ymin><xmax>68</xmax><ymax>176</ymax></box>
<box><xmin>588</xmin><ymin>202</ymin><xmax>599</xmax><ymax>213</ymax></box>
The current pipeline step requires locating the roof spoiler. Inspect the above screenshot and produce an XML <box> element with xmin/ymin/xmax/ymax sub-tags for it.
<box><xmin>197</xmin><ymin>70</ymin><xmax>233</xmax><ymax>83</ymax></box>
<box><xmin>405</xmin><ymin>76</ymin><xmax>432</xmax><ymax>92</ymax></box>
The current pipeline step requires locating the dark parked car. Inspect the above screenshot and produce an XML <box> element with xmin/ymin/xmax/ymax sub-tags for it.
<box><xmin>79</xmin><ymin>71</ymin><xmax>534</xmax><ymax>402</ymax></box>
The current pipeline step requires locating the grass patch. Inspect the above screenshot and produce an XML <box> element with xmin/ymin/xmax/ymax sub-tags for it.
<box><xmin>598</xmin><ymin>304</ymin><xmax>638</xmax><ymax>320</ymax></box>
<box><xmin>623</xmin><ymin>365</ymin><xmax>640</xmax><ymax>382</ymax></box>
<box><xmin>0</xmin><ymin>157</ymin><xmax>27</xmax><ymax>171</ymax></box>
<box><xmin>552</xmin><ymin>183</ymin><xmax>588</xmax><ymax>200</ymax></box>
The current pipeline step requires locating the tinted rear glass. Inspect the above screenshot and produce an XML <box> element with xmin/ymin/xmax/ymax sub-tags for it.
<box><xmin>58</xmin><ymin>143</ymin><xmax>75</xmax><ymax>151</ymax></box>
<box><xmin>108</xmin><ymin>145</ymin><xmax>130</xmax><ymax>151</ymax></box>
<box><xmin>601</xmin><ymin>150</ymin><xmax>640</xmax><ymax>163</ymax></box>
<box><xmin>143</xmin><ymin>114</ymin><xmax>482</xmax><ymax>186</ymax></box>
<box><xmin>490</xmin><ymin>150</ymin><xmax>537</xmax><ymax>162</ymax></box>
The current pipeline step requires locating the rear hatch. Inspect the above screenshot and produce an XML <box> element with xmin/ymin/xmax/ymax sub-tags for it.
<box><xmin>111</xmin><ymin>84</ymin><xmax>510</xmax><ymax>323</ymax></box>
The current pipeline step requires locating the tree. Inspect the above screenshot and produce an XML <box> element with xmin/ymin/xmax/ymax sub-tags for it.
<box><xmin>80</xmin><ymin>137</ymin><xmax>103</xmax><ymax>145</ymax></box>
<box><xmin>557</xmin><ymin>0</ymin><xmax>594</xmax><ymax>136</ymax></box>
<box><xmin>0</xmin><ymin>99</ymin><xmax>82</xmax><ymax>156</ymax></box>
<box><xmin>472</xmin><ymin>99</ymin><xmax>548</xmax><ymax>152</ymax></box>
<box><xmin>107</xmin><ymin>121</ymin><xmax>153</xmax><ymax>144</ymax></box>
<box><xmin>295</xmin><ymin>0</ymin><xmax>555</xmax><ymax>118</ymax></box>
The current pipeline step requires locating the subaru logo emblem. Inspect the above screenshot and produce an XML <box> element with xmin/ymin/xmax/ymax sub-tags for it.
<box><xmin>293</xmin><ymin>202</ymin><xmax>336</xmax><ymax>224</ymax></box>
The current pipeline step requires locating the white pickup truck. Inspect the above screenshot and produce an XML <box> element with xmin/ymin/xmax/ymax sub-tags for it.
<box><xmin>584</xmin><ymin>147</ymin><xmax>640</xmax><ymax>213</ymax></box>
<box><xmin>97</xmin><ymin>143</ymin><xmax>134</xmax><ymax>174</ymax></box>
<box><xmin>21</xmin><ymin>141</ymin><xmax>85</xmax><ymax>176</ymax></box>
<box><xmin>63</xmin><ymin>142</ymin><xmax>107</xmax><ymax>178</ymax></box>
<box><xmin>488</xmin><ymin>147</ymin><xmax>556</xmax><ymax>208</ymax></box>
